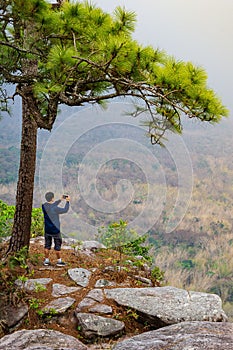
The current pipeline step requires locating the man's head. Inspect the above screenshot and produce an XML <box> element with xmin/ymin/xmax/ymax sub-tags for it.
<box><xmin>45</xmin><ymin>192</ymin><xmax>54</xmax><ymax>202</ymax></box>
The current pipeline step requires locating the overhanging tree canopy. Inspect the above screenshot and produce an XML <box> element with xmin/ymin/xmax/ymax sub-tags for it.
<box><xmin>0</xmin><ymin>0</ymin><xmax>228</xmax><ymax>253</ymax></box>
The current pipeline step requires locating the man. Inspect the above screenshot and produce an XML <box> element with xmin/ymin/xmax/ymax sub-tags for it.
<box><xmin>42</xmin><ymin>192</ymin><xmax>70</xmax><ymax>266</ymax></box>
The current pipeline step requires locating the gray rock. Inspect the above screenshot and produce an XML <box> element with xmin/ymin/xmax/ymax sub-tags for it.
<box><xmin>76</xmin><ymin>313</ymin><xmax>125</xmax><ymax>339</ymax></box>
<box><xmin>12</xmin><ymin>348</ymin><xmax>78</xmax><ymax>350</ymax></box>
<box><xmin>95</xmin><ymin>279</ymin><xmax>116</xmax><ymax>288</ymax></box>
<box><xmin>1</xmin><ymin>236</ymin><xmax>11</xmax><ymax>242</ymax></box>
<box><xmin>105</xmin><ymin>286</ymin><xmax>227</xmax><ymax>327</ymax></box>
<box><xmin>0</xmin><ymin>329</ymin><xmax>87</xmax><ymax>350</ymax></box>
<box><xmin>89</xmin><ymin>304</ymin><xmax>113</xmax><ymax>314</ymax></box>
<box><xmin>133</xmin><ymin>275</ymin><xmax>153</xmax><ymax>286</ymax></box>
<box><xmin>42</xmin><ymin>297</ymin><xmax>76</xmax><ymax>314</ymax></box>
<box><xmin>62</xmin><ymin>237</ymin><xmax>81</xmax><ymax>246</ymax></box>
<box><xmin>62</xmin><ymin>245</ymin><xmax>75</xmax><ymax>250</ymax></box>
<box><xmin>112</xmin><ymin>321</ymin><xmax>233</xmax><ymax>350</ymax></box>
<box><xmin>68</xmin><ymin>268</ymin><xmax>92</xmax><ymax>287</ymax></box>
<box><xmin>0</xmin><ymin>303</ymin><xmax>28</xmax><ymax>328</ymax></box>
<box><xmin>86</xmin><ymin>289</ymin><xmax>104</xmax><ymax>302</ymax></box>
<box><xmin>78</xmin><ymin>241</ymin><xmax>106</xmax><ymax>251</ymax></box>
<box><xmin>134</xmin><ymin>255</ymin><xmax>145</xmax><ymax>260</ymax></box>
<box><xmin>76</xmin><ymin>298</ymin><xmax>96</xmax><ymax>312</ymax></box>
<box><xmin>52</xmin><ymin>283</ymin><xmax>81</xmax><ymax>297</ymax></box>
<box><xmin>102</xmin><ymin>266</ymin><xmax>115</xmax><ymax>273</ymax></box>
<box><xmin>103</xmin><ymin>266</ymin><xmax>127</xmax><ymax>273</ymax></box>
<box><xmin>30</xmin><ymin>236</ymin><xmax>44</xmax><ymax>245</ymax></box>
<box><xmin>15</xmin><ymin>278</ymin><xmax>52</xmax><ymax>292</ymax></box>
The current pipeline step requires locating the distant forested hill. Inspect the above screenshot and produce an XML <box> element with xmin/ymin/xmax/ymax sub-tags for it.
<box><xmin>0</xmin><ymin>102</ymin><xmax>232</xmax><ymax>189</ymax></box>
<box><xmin>1</xmin><ymin>103</ymin><xmax>233</xmax><ymax>232</ymax></box>
<box><xmin>1</xmin><ymin>104</ymin><xmax>233</xmax><ymax>318</ymax></box>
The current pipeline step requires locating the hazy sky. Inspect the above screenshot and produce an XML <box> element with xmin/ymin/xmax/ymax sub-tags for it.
<box><xmin>95</xmin><ymin>0</ymin><xmax>233</xmax><ymax>118</ymax></box>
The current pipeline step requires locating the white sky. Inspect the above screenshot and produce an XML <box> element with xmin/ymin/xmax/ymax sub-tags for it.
<box><xmin>95</xmin><ymin>0</ymin><xmax>233</xmax><ymax>117</ymax></box>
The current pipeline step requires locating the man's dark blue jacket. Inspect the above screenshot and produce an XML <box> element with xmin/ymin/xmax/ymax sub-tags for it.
<box><xmin>42</xmin><ymin>200</ymin><xmax>69</xmax><ymax>235</ymax></box>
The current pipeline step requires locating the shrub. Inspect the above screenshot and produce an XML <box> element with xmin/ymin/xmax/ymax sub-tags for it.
<box><xmin>97</xmin><ymin>220</ymin><xmax>152</xmax><ymax>262</ymax></box>
<box><xmin>0</xmin><ymin>200</ymin><xmax>15</xmax><ymax>239</ymax></box>
<box><xmin>0</xmin><ymin>200</ymin><xmax>44</xmax><ymax>240</ymax></box>
<box><xmin>151</xmin><ymin>266</ymin><xmax>164</xmax><ymax>282</ymax></box>
<box><xmin>31</xmin><ymin>207</ymin><xmax>44</xmax><ymax>237</ymax></box>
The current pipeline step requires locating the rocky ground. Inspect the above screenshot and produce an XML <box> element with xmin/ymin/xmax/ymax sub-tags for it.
<box><xmin>0</xmin><ymin>237</ymin><xmax>232</xmax><ymax>350</ymax></box>
<box><xmin>0</xmin><ymin>237</ymin><xmax>158</xmax><ymax>348</ymax></box>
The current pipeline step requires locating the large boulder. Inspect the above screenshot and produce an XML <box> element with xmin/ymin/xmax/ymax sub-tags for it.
<box><xmin>113</xmin><ymin>321</ymin><xmax>233</xmax><ymax>350</ymax></box>
<box><xmin>0</xmin><ymin>329</ymin><xmax>87</xmax><ymax>350</ymax></box>
<box><xmin>105</xmin><ymin>286</ymin><xmax>227</xmax><ymax>327</ymax></box>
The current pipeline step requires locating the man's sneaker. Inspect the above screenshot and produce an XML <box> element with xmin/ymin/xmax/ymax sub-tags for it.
<box><xmin>56</xmin><ymin>261</ymin><xmax>66</xmax><ymax>267</ymax></box>
<box><xmin>43</xmin><ymin>260</ymin><xmax>51</xmax><ymax>266</ymax></box>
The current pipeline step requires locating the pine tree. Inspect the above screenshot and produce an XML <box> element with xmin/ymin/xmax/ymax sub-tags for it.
<box><xmin>0</xmin><ymin>0</ymin><xmax>228</xmax><ymax>254</ymax></box>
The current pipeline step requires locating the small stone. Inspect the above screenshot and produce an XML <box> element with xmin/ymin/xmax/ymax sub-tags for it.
<box><xmin>78</xmin><ymin>241</ymin><xmax>106</xmax><ymax>251</ymax></box>
<box><xmin>52</xmin><ymin>283</ymin><xmax>81</xmax><ymax>297</ymax></box>
<box><xmin>68</xmin><ymin>268</ymin><xmax>92</xmax><ymax>287</ymax></box>
<box><xmin>76</xmin><ymin>313</ymin><xmax>125</xmax><ymax>339</ymax></box>
<box><xmin>89</xmin><ymin>304</ymin><xmax>113</xmax><ymax>314</ymax></box>
<box><xmin>134</xmin><ymin>255</ymin><xmax>144</xmax><ymax>260</ymax></box>
<box><xmin>95</xmin><ymin>279</ymin><xmax>116</xmax><ymax>288</ymax></box>
<box><xmin>133</xmin><ymin>275</ymin><xmax>153</xmax><ymax>286</ymax></box>
<box><xmin>30</xmin><ymin>236</ymin><xmax>44</xmax><ymax>245</ymax></box>
<box><xmin>42</xmin><ymin>297</ymin><xmax>76</xmax><ymax>315</ymax></box>
<box><xmin>15</xmin><ymin>278</ymin><xmax>52</xmax><ymax>292</ymax></box>
<box><xmin>102</xmin><ymin>266</ymin><xmax>115</xmax><ymax>273</ymax></box>
<box><xmin>75</xmin><ymin>298</ymin><xmax>96</xmax><ymax>312</ymax></box>
<box><xmin>86</xmin><ymin>289</ymin><xmax>104</xmax><ymax>302</ymax></box>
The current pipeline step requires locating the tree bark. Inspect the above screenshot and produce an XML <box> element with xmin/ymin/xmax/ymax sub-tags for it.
<box><xmin>7</xmin><ymin>96</ymin><xmax>38</xmax><ymax>254</ymax></box>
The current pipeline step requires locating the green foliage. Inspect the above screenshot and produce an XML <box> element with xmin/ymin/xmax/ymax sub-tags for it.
<box><xmin>42</xmin><ymin>307</ymin><xmax>58</xmax><ymax>317</ymax></box>
<box><xmin>36</xmin><ymin>309</ymin><xmax>44</xmax><ymax>317</ymax></box>
<box><xmin>36</xmin><ymin>306</ymin><xmax>58</xmax><ymax>319</ymax></box>
<box><xmin>0</xmin><ymin>200</ymin><xmax>43</xmax><ymax>239</ymax></box>
<box><xmin>208</xmin><ymin>282</ymin><xmax>233</xmax><ymax>303</ymax></box>
<box><xmin>97</xmin><ymin>220</ymin><xmax>152</xmax><ymax>262</ymax></box>
<box><xmin>0</xmin><ymin>0</ymin><xmax>229</xmax><ymax>255</ymax></box>
<box><xmin>47</xmin><ymin>307</ymin><xmax>58</xmax><ymax>315</ymax></box>
<box><xmin>123</xmin><ymin>235</ymin><xmax>152</xmax><ymax>262</ymax></box>
<box><xmin>177</xmin><ymin>259</ymin><xmax>196</xmax><ymax>270</ymax></box>
<box><xmin>0</xmin><ymin>0</ymin><xmax>228</xmax><ymax>138</ymax></box>
<box><xmin>29</xmin><ymin>253</ymin><xmax>43</xmax><ymax>265</ymax></box>
<box><xmin>126</xmin><ymin>307</ymin><xmax>139</xmax><ymax>320</ymax></box>
<box><xmin>29</xmin><ymin>298</ymin><xmax>43</xmax><ymax>310</ymax></box>
<box><xmin>97</xmin><ymin>220</ymin><xmax>133</xmax><ymax>260</ymax></box>
<box><xmin>150</xmin><ymin>266</ymin><xmax>165</xmax><ymax>282</ymax></box>
<box><xmin>0</xmin><ymin>200</ymin><xmax>15</xmax><ymax>239</ymax></box>
<box><xmin>34</xmin><ymin>282</ymin><xmax>46</xmax><ymax>293</ymax></box>
<box><xmin>31</xmin><ymin>208</ymin><xmax>44</xmax><ymax>238</ymax></box>
<box><xmin>8</xmin><ymin>246</ymin><xmax>28</xmax><ymax>269</ymax></box>
<box><xmin>17</xmin><ymin>275</ymin><xmax>28</xmax><ymax>283</ymax></box>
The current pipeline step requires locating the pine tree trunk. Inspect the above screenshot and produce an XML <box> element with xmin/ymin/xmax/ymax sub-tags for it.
<box><xmin>7</xmin><ymin>97</ymin><xmax>38</xmax><ymax>254</ymax></box>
